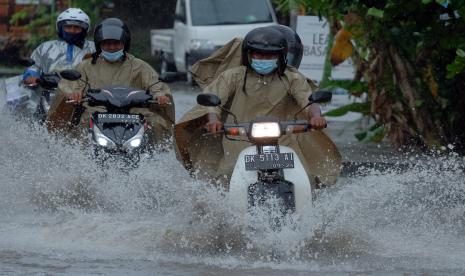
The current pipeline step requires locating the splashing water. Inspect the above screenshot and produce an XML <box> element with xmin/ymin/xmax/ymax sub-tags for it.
<box><xmin>0</xmin><ymin>105</ymin><xmax>464</xmax><ymax>275</ymax></box>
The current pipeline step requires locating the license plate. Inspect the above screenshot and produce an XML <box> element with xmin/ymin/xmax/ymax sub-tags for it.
<box><xmin>244</xmin><ymin>153</ymin><xmax>295</xmax><ymax>171</ymax></box>
<box><xmin>97</xmin><ymin>113</ymin><xmax>140</xmax><ymax>123</ymax></box>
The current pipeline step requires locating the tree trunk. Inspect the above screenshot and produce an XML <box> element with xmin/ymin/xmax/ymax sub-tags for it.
<box><xmin>387</xmin><ymin>45</ymin><xmax>438</xmax><ymax>147</ymax></box>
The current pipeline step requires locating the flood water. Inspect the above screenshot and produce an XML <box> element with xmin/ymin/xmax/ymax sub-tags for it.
<box><xmin>1</xmin><ymin>83</ymin><xmax>465</xmax><ymax>275</ymax></box>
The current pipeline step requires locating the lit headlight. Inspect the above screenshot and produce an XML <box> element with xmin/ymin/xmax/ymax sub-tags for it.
<box><xmin>93</xmin><ymin>126</ymin><xmax>115</xmax><ymax>147</ymax></box>
<box><xmin>123</xmin><ymin>127</ymin><xmax>145</xmax><ymax>149</ymax></box>
<box><xmin>251</xmin><ymin>122</ymin><xmax>281</xmax><ymax>138</ymax></box>
<box><xmin>129</xmin><ymin>138</ymin><xmax>142</xmax><ymax>148</ymax></box>
<box><xmin>190</xmin><ymin>39</ymin><xmax>215</xmax><ymax>51</ymax></box>
<box><xmin>97</xmin><ymin>136</ymin><xmax>111</xmax><ymax>146</ymax></box>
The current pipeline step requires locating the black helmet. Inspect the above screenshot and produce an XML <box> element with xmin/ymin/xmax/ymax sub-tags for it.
<box><xmin>93</xmin><ymin>18</ymin><xmax>131</xmax><ymax>56</ymax></box>
<box><xmin>241</xmin><ymin>27</ymin><xmax>288</xmax><ymax>75</ymax></box>
<box><xmin>268</xmin><ymin>25</ymin><xmax>303</xmax><ymax>69</ymax></box>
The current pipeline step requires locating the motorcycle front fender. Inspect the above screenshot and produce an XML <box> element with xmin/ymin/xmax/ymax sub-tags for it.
<box><xmin>229</xmin><ymin>145</ymin><xmax>313</xmax><ymax>215</ymax></box>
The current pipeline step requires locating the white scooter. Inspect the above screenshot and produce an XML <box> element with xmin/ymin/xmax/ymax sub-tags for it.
<box><xmin>196</xmin><ymin>90</ymin><xmax>332</xmax><ymax>216</ymax></box>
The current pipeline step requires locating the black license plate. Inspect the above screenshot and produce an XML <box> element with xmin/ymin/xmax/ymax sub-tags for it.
<box><xmin>97</xmin><ymin>113</ymin><xmax>140</xmax><ymax>123</ymax></box>
<box><xmin>244</xmin><ymin>153</ymin><xmax>295</xmax><ymax>171</ymax></box>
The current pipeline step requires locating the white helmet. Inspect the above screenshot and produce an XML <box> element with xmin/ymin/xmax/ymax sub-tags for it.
<box><xmin>56</xmin><ymin>8</ymin><xmax>90</xmax><ymax>35</ymax></box>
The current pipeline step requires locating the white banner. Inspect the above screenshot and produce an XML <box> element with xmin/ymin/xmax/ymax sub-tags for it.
<box><xmin>296</xmin><ymin>16</ymin><xmax>355</xmax><ymax>83</ymax></box>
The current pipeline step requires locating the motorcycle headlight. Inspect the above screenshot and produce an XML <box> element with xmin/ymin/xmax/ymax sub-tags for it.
<box><xmin>93</xmin><ymin>125</ymin><xmax>115</xmax><ymax>147</ymax></box>
<box><xmin>128</xmin><ymin>137</ymin><xmax>142</xmax><ymax>148</ymax></box>
<box><xmin>250</xmin><ymin>122</ymin><xmax>281</xmax><ymax>138</ymax></box>
<box><xmin>123</xmin><ymin>127</ymin><xmax>145</xmax><ymax>149</ymax></box>
<box><xmin>97</xmin><ymin>136</ymin><xmax>111</xmax><ymax>146</ymax></box>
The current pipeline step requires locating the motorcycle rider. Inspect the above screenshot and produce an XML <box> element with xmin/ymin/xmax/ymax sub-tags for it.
<box><xmin>190</xmin><ymin>24</ymin><xmax>313</xmax><ymax>89</ymax></box>
<box><xmin>23</xmin><ymin>8</ymin><xmax>95</xmax><ymax>85</ymax></box>
<box><xmin>48</xmin><ymin>18</ymin><xmax>174</xmax><ymax>146</ymax></box>
<box><xmin>175</xmin><ymin>27</ymin><xmax>341</xmax><ymax>188</ymax></box>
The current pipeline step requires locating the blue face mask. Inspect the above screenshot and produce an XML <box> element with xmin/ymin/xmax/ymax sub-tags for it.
<box><xmin>251</xmin><ymin>58</ymin><xmax>278</xmax><ymax>75</ymax></box>
<box><xmin>101</xmin><ymin>49</ymin><xmax>124</xmax><ymax>62</ymax></box>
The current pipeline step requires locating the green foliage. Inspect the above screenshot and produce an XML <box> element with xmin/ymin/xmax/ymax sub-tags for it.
<box><xmin>366</xmin><ymin>7</ymin><xmax>384</xmax><ymax>18</ymax></box>
<box><xmin>447</xmin><ymin>49</ymin><xmax>465</xmax><ymax>79</ymax></box>
<box><xmin>276</xmin><ymin>0</ymin><xmax>465</xmax><ymax>150</ymax></box>
<box><xmin>355</xmin><ymin>124</ymin><xmax>386</xmax><ymax>142</ymax></box>
<box><xmin>24</xmin><ymin>6</ymin><xmax>58</xmax><ymax>48</ymax></box>
<box><xmin>9</xmin><ymin>10</ymin><xmax>28</xmax><ymax>25</ymax></box>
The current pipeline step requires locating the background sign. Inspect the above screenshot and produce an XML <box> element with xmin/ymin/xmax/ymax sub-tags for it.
<box><xmin>296</xmin><ymin>16</ymin><xmax>362</xmax><ymax>122</ymax></box>
<box><xmin>296</xmin><ymin>16</ymin><xmax>355</xmax><ymax>82</ymax></box>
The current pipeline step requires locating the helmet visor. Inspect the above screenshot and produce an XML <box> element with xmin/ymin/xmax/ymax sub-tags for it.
<box><xmin>63</xmin><ymin>20</ymin><xmax>88</xmax><ymax>29</ymax></box>
<box><xmin>100</xmin><ymin>25</ymin><xmax>125</xmax><ymax>41</ymax></box>
<box><xmin>247</xmin><ymin>41</ymin><xmax>284</xmax><ymax>54</ymax></box>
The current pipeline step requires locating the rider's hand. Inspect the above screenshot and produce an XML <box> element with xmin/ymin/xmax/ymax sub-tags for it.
<box><xmin>24</xmin><ymin>77</ymin><xmax>38</xmax><ymax>85</ymax></box>
<box><xmin>309</xmin><ymin>116</ymin><xmax>327</xmax><ymax>130</ymax></box>
<box><xmin>155</xmin><ymin>95</ymin><xmax>171</xmax><ymax>106</ymax></box>
<box><xmin>205</xmin><ymin>113</ymin><xmax>223</xmax><ymax>134</ymax></box>
<box><xmin>65</xmin><ymin>92</ymin><xmax>82</xmax><ymax>104</ymax></box>
<box><xmin>307</xmin><ymin>104</ymin><xmax>326</xmax><ymax>130</ymax></box>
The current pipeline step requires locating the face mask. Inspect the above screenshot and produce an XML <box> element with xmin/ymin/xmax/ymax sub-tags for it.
<box><xmin>251</xmin><ymin>58</ymin><xmax>278</xmax><ymax>75</ymax></box>
<box><xmin>62</xmin><ymin>31</ymin><xmax>85</xmax><ymax>46</ymax></box>
<box><xmin>101</xmin><ymin>49</ymin><xmax>124</xmax><ymax>62</ymax></box>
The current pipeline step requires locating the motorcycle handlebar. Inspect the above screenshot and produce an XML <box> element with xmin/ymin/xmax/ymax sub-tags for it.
<box><xmin>66</xmin><ymin>98</ymin><xmax>171</xmax><ymax>105</ymax></box>
<box><xmin>220</xmin><ymin>120</ymin><xmax>327</xmax><ymax>136</ymax></box>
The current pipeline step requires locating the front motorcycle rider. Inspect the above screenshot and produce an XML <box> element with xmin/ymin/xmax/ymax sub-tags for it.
<box><xmin>175</xmin><ymin>27</ymin><xmax>341</xmax><ymax>188</ymax></box>
<box><xmin>23</xmin><ymin>8</ymin><xmax>94</xmax><ymax>85</ymax></box>
<box><xmin>50</xmin><ymin>18</ymin><xmax>174</xmax><ymax>145</ymax></box>
<box><xmin>190</xmin><ymin>24</ymin><xmax>306</xmax><ymax>88</ymax></box>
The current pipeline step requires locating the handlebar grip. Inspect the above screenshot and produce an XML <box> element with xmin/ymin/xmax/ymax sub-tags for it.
<box><xmin>24</xmin><ymin>83</ymin><xmax>39</xmax><ymax>88</ymax></box>
<box><xmin>306</xmin><ymin>122</ymin><xmax>328</xmax><ymax>130</ymax></box>
<box><xmin>201</xmin><ymin>127</ymin><xmax>224</xmax><ymax>136</ymax></box>
<box><xmin>65</xmin><ymin>97</ymin><xmax>88</xmax><ymax>104</ymax></box>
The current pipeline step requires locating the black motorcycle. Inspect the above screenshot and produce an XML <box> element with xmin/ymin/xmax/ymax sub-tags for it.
<box><xmin>60</xmin><ymin>70</ymin><xmax>159</xmax><ymax>167</ymax></box>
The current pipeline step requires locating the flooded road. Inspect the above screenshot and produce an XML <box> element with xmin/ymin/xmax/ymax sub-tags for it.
<box><xmin>1</xmin><ymin>81</ymin><xmax>465</xmax><ymax>275</ymax></box>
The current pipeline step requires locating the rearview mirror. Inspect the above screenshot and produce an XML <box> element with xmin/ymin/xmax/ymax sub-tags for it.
<box><xmin>19</xmin><ymin>58</ymin><xmax>35</xmax><ymax>67</ymax></box>
<box><xmin>60</xmin><ymin>70</ymin><xmax>81</xmax><ymax>81</ymax></box>
<box><xmin>197</xmin><ymin>93</ymin><xmax>221</xmax><ymax>107</ymax></box>
<box><xmin>308</xmin><ymin>90</ymin><xmax>332</xmax><ymax>103</ymax></box>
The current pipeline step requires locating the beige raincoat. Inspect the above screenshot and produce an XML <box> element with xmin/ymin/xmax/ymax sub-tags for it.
<box><xmin>175</xmin><ymin>65</ymin><xmax>341</xmax><ymax>188</ymax></box>
<box><xmin>190</xmin><ymin>37</ymin><xmax>319</xmax><ymax>91</ymax></box>
<box><xmin>47</xmin><ymin>54</ymin><xmax>175</xmax><ymax>144</ymax></box>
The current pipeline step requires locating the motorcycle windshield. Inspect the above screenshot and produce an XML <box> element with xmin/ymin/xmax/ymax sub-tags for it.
<box><xmin>88</xmin><ymin>86</ymin><xmax>152</xmax><ymax>108</ymax></box>
<box><xmin>3</xmin><ymin>76</ymin><xmax>27</xmax><ymax>106</ymax></box>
